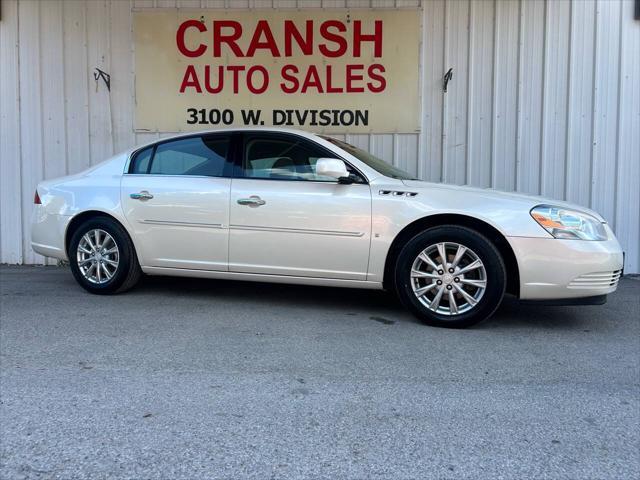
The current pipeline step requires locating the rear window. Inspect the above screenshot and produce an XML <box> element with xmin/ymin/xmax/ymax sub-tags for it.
<box><xmin>128</xmin><ymin>136</ymin><xmax>230</xmax><ymax>177</ymax></box>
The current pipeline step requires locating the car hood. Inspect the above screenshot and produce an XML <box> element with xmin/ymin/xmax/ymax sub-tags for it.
<box><xmin>400</xmin><ymin>180</ymin><xmax>606</xmax><ymax>222</ymax></box>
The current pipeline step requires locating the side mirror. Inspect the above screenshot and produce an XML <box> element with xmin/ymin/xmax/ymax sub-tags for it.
<box><xmin>315</xmin><ymin>158</ymin><xmax>349</xmax><ymax>181</ymax></box>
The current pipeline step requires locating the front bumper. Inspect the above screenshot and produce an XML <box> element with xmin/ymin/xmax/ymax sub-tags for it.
<box><xmin>508</xmin><ymin>225</ymin><xmax>624</xmax><ymax>300</ymax></box>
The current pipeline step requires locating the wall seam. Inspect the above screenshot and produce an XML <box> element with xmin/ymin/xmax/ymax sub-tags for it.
<box><xmin>16</xmin><ymin>0</ymin><xmax>25</xmax><ymax>263</ymax></box>
<box><xmin>61</xmin><ymin>0</ymin><xmax>69</xmax><ymax>176</ymax></box>
<box><xmin>130</xmin><ymin>0</ymin><xmax>136</xmax><ymax>141</ymax></box>
<box><xmin>489</xmin><ymin>0</ymin><xmax>497</xmax><ymax>189</ymax></box>
<box><xmin>539</xmin><ymin>0</ymin><xmax>548</xmax><ymax>196</ymax></box>
<box><xmin>588</xmin><ymin>0</ymin><xmax>599</xmax><ymax>209</ymax></box>
<box><xmin>612</xmin><ymin>0</ymin><xmax>623</xmax><ymax>234</ymax></box>
<box><xmin>83</xmin><ymin>0</ymin><xmax>92</xmax><ymax>164</ymax></box>
<box><xmin>35</xmin><ymin>0</ymin><xmax>45</xmax><ymax>264</ymax></box>
<box><xmin>440</xmin><ymin>0</ymin><xmax>448</xmax><ymax>183</ymax></box>
<box><xmin>514</xmin><ymin>0</ymin><xmax>523</xmax><ymax>190</ymax></box>
<box><xmin>465</xmin><ymin>0</ymin><xmax>473</xmax><ymax>186</ymax></box>
<box><xmin>417</xmin><ymin>2</ymin><xmax>426</xmax><ymax>180</ymax></box>
<box><xmin>109</xmin><ymin>0</ymin><xmax>116</xmax><ymax>155</ymax></box>
<box><xmin>563</xmin><ymin>0</ymin><xmax>573</xmax><ymax>202</ymax></box>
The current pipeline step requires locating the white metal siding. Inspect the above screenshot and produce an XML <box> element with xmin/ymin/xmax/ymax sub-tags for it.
<box><xmin>1</xmin><ymin>0</ymin><xmax>638</xmax><ymax>272</ymax></box>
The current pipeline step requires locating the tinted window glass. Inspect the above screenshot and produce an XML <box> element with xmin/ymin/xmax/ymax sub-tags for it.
<box><xmin>244</xmin><ymin>137</ymin><xmax>353</xmax><ymax>182</ymax></box>
<box><xmin>320</xmin><ymin>135</ymin><xmax>417</xmax><ymax>180</ymax></box>
<box><xmin>130</xmin><ymin>146</ymin><xmax>153</xmax><ymax>174</ymax></box>
<box><xmin>149</xmin><ymin>136</ymin><xmax>229</xmax><ymax>176</ymax></box>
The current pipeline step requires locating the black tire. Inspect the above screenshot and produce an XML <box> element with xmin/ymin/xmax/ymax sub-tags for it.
<box><xmin>68</xmin><ymin>216</ymin><xmax>141</xmax><ymax>294</ymax></box>
<box><xmin>394</xmin><ymin>225</ymin><xmax>506</xmax><ymax>328</ymax></box>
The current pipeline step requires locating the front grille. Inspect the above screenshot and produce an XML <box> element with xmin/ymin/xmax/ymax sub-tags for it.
<box><xmin>568</xmin><ymin>270</ymin><xmax>622</xmax><ymax>289</ymax></box>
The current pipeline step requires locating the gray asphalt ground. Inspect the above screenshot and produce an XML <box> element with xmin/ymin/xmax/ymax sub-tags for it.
<box><xmin>1</xmin><ymin>265</ymin><xmax>638</xmax><ymax>480</ymax></box>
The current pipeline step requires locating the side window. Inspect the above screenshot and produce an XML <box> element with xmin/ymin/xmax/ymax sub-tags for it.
<box><xmin>243</xmin><ymin>137</ymin><xmax>339</xmax><ymax>182</ymax></box>
<box><xmin>128</xmin><ymin>136</ymin><xmax>230</xmax><ymax>176</ymax></box>
<box><xmin>150</xmin><ymin>136</ymin><xmax>229</xmax><ymax>176</ymax></box>
<box><xmin>130</xmin><ymin>146</ymin><xmax>153</xmax><ymax>174</ymax></box>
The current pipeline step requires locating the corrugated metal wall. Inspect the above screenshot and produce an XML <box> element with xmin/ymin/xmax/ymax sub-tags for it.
<box><xmin>1</xmin><ymin>0</ymin><xmax>639</xmax><ymax>272</ymax></box>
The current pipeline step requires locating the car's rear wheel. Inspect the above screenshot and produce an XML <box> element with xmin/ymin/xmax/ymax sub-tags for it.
<box><xmin>395</xmin><ymin>225</ymin><xmax>506</xmax><ymax>328</ymax></box>
<box><xmin>68</xmin><ymin>217</ymin><xmax>141</xmax><ymax>294</ymax></box>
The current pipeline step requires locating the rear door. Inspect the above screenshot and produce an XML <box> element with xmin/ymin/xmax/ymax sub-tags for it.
<box><xmin>228</xmin><ymin>132</ymin><xmax>372</xmax><ymax>280</ymax></box>
<box><xmin>121</xmin><ymin>133</ymin><xmax>234</xmax><ymax>271</ymax></box>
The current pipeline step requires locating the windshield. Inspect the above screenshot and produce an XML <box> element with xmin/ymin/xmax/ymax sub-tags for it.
<box><xmin>320</xmin><ymin>136</ymin><xmax>418</xmax><ymax>180</ymax></box>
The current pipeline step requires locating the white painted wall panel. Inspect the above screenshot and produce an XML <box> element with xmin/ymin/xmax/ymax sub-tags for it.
<box><xmin>110</xmin><ymin>0</ymin><xmax>136</xmax><ymax>154</ymax></box>
<box><xmin>591</xmin><ymin>0</ymin><xmax>622</xmax><ymax>228</ymax></box>
<box><xmin>443</xmin><ymin>0</ymin><xmax>470</xmax><ymax>185</ymax></box>
<box><xmin>420</xmin><ymin>0</ymin><xmax>445</xmax><ymax>183</ymax></box>
<box><xmin>0</xmin><ymin>0</ymin><xmax>23</xmax><ymax>264</ymax></box>
<box><xmin>86</xmin><ymin>0</ymin><xmax>114</xmax><ymax>165</ymax></box>
<box><xmin>566</xmin><ymin>0</ymin><xmax>597</xmax><ymax>209</ymax></box>
<box><xmin>17</xmin><ymin>0</ymin><xmax>44</xmax><ymax>265</ymax></box>
<box><xmin>62</xmin><ymin>0</ymin><xmax>91</xmax><ymax>175</ymax></box>
<box><xmin>516</xmin><ymin>0</ymin><xmax>544</xmax><ymax>195</ymax></box>
<box><xmin>40</xmin><ymin>0</ymin><xmax>67</xmax><ymax>182</ymax></box>
<box><xmin>491</xmin><ymin>0</ymin><xmax>519</xmax><ymax>192</ymax></box>
<box><xmin>1</xmin><ymin>0</ymin><xmax>639</xmax><ymax>273</ymax></box>
<box><xmin>395</xmin><ymin>134</ymin><xmax>419</xmax><ymax>177</ymax></box>
<box><xmin>616</xmin><ymin>0</ymin><xmax>640</xmax><ymax>273</ymax></box>
<box><xmin>467</xmin><ymin>0</ymin><xmax>495</xmax><ymax>188</ymax></box>
<box><xmin>540</xmin><ymin>0</ymin><xmax>570</xmax><ymax>200</ymax></box>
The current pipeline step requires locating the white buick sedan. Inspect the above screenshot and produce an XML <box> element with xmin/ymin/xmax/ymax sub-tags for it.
<box><xmin>31</xmin><ymin>128</ymin><xmax>624</xmax><ymax>328</ymax></box>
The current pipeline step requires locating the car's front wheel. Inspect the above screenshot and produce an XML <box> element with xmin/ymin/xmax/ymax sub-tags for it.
<box><xmin>68</xmin><ymin>217</ymin><xmax>141</xmax><ymax>294</ymax></box>
<box><xmin>394</xmin><ymin>225</ymin><xmax>506</xmax><ymax>328</ymax></box>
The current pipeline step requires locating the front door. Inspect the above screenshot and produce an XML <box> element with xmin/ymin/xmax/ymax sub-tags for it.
<box><xmin>121</xmin><ymin>134</ymin><xmax>233</xmax><ymax>271</ymax></box>
<box><xmin>229</xmin><ymin>133</ymin><xmax>371</xmax><ymax>280</ymax></box>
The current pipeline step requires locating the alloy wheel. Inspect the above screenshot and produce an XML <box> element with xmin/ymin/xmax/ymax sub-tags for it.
<box><xmin>410</xmin><ymin>242</ymin><xmax>487</xmax><ymax>316</ymax></box>
<box><xmin>76</xmin><ymin>229</ymin><xmax>120</xmax><ymax>284</ymax></box>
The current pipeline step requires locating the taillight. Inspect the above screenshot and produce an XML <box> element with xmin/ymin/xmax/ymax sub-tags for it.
<box><xmin>34</xmin><ymin>190</ymin><xmax>41</xmax><ymax>204</ymax></box>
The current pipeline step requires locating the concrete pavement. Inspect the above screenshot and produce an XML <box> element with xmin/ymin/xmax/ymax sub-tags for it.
<box><xmin>1</xmin><ymin>266</ymin><xmax>638</xmax><ymax>479</ymax></box>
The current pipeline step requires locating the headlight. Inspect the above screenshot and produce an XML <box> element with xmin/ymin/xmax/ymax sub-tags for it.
<box><xmin>530</xmin><ymin>205</ymin><xmax>608</xmax><ymax>241</ymax></box>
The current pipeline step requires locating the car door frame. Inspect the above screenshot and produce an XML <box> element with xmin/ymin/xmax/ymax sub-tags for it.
<box><xmin>228</xmin><ymin>131</ymin><xmax>373</xmax><ymax>280</ymax></box>
<box><xmin>120</xmin><ymin>131</ymin><xmax>242</xmax><ymax>270</ymax></box>
<box><xmin>231</xmin><ymin>131</ymin><xmax>369</xmax><ymax>184</ymax></box>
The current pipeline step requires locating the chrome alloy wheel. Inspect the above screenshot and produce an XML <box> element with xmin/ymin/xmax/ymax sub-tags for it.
<box><xmin>410</xmin><ymin>242</ymin><xmax>487</xmax><ymax>316</ymax></box>
<box><xmin>76</xmin><ymin>229</ymin><xmax>119</xmax><ymax>284</ymax></box>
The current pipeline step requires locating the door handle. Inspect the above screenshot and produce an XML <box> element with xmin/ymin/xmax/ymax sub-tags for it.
<box><xmin>130</xmin><ymin>191</ymin><xmax>154</xmax><ymax>200</ymax></box>
<box><xmin>237</xmin><ymin>195</ymin><xmax>266</xmax><ymax>207</ymax></box>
